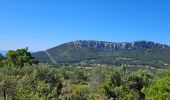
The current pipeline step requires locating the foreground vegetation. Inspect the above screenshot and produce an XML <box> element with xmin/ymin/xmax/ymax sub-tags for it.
<box><xmin>0</xmin><ymin>48</ymin><xmax>170</xmax><ymax>100</ymax></box>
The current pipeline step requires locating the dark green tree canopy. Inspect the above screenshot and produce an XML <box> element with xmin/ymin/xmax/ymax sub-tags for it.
<box><xmin>1</xmin><ymin>48</ymin><xmax>38</xmax><ymax>68</ymax></box>
<box><xmin>0</xmin><ymin>53</ymin><xmax>4</xmax><ymax>61</ymax></box>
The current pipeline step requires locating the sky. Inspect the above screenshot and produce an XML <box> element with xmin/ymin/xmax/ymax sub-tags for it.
<box><xmin>0</xmin><ymin>0</ymin><xmax>170</xmax><ymax>51</ymax></box>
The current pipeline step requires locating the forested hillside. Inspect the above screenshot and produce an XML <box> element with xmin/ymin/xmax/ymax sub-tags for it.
<box><xmin>0</xmin><ymin>49</ymin><xmax>170</xmax><ymax>100</ymax></box>
<box><xmin>32</xmin><ymin>40</ymin><xmax>170</xmax><ymax>69</ymax></box>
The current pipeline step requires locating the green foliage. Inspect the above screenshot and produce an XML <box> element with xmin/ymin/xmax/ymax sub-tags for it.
<box><xmin>142</xmin><ymin>70</ymin><xmax>170</xmax><ymax>100</ymax></box>
<box><xmin>0</xmin><ymin>53</ymin><xmax>170</xmax><ymax>100</ymax></box>
<box><xmin>89</xmin><ymin>66</ymin><xmax>115</xmax><ymax>93</ymax></box>
<box><xmin>14</xmin><ymin>85</ymin><xmax>41</xmax><ymax>100</ymax></box>
<box><xmin>0</xmin><ymin>53</ymin><xmax>3</xmax><ymax>60</ymax></box>
<box><xmin>1</xmin><ymin>48</ymin><xmax>38</xmax><ymax>68</ymax></box>
<box><xmin>0</xmin><ymin>54</ymin><xmax>4</xmax><ymax>67</ymax></box>
<box><xmin>10</xmin><ymin>64</ymin><xmax>63</xmax><ymax>100</ymax></box>
<box><xmin>60</xmin><ymin>83</ymin><xmax>90</xmax><ymax>100</ymax></box>
<box><xmin>0</xmin><ymin>73</ymin><xmax>17</xmax><ymax>100</ymax></box>
<box><xmin>101</xmin><ymin>67</ymin><xmax>152</xmax><ymax>100</ymax></box>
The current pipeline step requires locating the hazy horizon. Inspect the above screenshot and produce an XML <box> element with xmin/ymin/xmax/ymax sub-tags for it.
<box><xmin>0</xmin><ymin>0</ymin><xmax>170</xmax><ymax>51</ymax></box>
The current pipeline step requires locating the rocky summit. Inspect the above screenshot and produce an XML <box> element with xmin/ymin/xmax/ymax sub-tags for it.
<box><xmin>70</xmin><ymin>40</ymin><xmax>167</xmax><ymax>51</ymax></box>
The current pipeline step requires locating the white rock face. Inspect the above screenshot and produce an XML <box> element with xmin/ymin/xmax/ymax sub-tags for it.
<box><xmin>71</xmin><ymin>40</ymin><xmax>167</xmax><ymax>51</ymax></box>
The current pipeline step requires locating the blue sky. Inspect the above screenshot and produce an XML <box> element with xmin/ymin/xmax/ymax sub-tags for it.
<box><xmin>0</xmin><ymin>0</ymin><xmax>170</xmax><ymax>51</ymax></box>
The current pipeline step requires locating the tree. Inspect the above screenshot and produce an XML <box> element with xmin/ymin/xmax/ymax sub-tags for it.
<box><xmin>0</xmin><ymin>54</ymin><xmax>4</xmax><ymax>67</ymax></box>
<box><xmin>13</xmin><ymin>85</ymin><xmax>41</xmax><ymax>100</ymax></box>
<box><xmin>0</xmin><ymin>73</ymin><xmax>17</xmax><ymax>100</ymax></box>
<box><xmin>101</xmin><ymin>66</ymin><xmax>129</xmax><ymax>99</ymax></box>
<box><xmin>89</xmin><ymin>66</ymin><xmax>115</xmax><ymax>93</ymax></box>
<box><xmin>142</xmin><ymin>70</ymin><xmax>170</xmax><ymax>100</ymax></box>
<box><xmin>59</xmin><ymin>83</ymin><xmax>90</xmax><ymax>100</ymax></box>
<box><xmin>0</xmin><ymin>53</ymin><xmax>3</xmax><ymax>60</ymax></box>
<box><xmin>101</xmin><ymin>67</ymin><xmax>152</xmax><ymax>100</ymax></box>
<box><xmin>127</xmin><ymin>70</ymin><xmax>152</xmax><ymax>100</ymax></box>
<box><xmin>12</xmin><ymin>64</ymin><xmax>63</xmax><ymax>100</ymax></box>
<box><xmin>1</xmin><ymin>48</ymin><xmax>38</xmax><ymax>68</ymax></box>
<box><xmin>142</xmin><ymin>78</ymin><xmax>170</xmax><ymax>100</ymax></box>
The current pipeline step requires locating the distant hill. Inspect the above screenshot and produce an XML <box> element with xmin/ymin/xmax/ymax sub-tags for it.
<box><xmin>32</xmin><ymin>40</ymin><xmax>170</xmax><ymax>68</ymax></box>
<box><xmin>0</xmin><ymin>51</ymin><xmax>7</xmax><ymax>55</ymax></box>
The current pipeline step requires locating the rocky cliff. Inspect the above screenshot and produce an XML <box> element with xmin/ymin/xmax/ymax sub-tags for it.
<box><xmin>69</xmin><ymin>40</ymin><xmax>167</xmax><ymax>51</ymax></box>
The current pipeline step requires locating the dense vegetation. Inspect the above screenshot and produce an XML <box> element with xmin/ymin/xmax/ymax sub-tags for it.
<box><xmin>0</xmin><ymin>54</ymin><xmax>4</xmax><ymax>61</ymax></box>
<box><xmin>0</xmin><ymin>48</ymin><xmax>170</xmax><ymax>100</ymax></box>
<box><xmin>32</xmin><ymin>41</ymin><xmax>170</xmax><ymax>68</ymax></box>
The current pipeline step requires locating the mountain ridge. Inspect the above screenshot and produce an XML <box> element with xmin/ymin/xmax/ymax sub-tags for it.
<box><xmin>32</xmin><ymin>40</ymin><xmax>170</xmax><ymax>68</ymax></box>
<box><xmin>68</xmin><ymin>40</ymin><xmax>168</xmax><ymax>50</ymax></box>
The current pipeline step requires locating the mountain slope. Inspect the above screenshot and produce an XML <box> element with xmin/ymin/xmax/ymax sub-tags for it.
<box><xmin>32</xmin><ymin>40</ymin><xmax>170</xmax><ymax>68</ymax></box>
